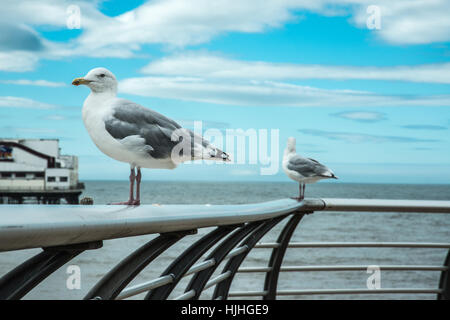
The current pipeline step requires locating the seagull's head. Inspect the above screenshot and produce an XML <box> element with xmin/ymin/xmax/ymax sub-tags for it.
<box><xmin>286</xmin><ymin>137</ymin><xmax>296</xmax><ymax>153</ymax></box>
<box><xmin>72</xmin><ymin>67</ymin><xmax>117</xmax><ymax>94</ymax></box>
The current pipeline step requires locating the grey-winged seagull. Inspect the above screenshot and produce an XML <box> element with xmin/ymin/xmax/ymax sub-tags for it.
<box><xmin>283</xmin><ymin>137</ymin><xmax>337</xmax><ymax>201</ymax></box>
<box><xmin>72</xmin><ymin>67</ymin><xmax>229</xmax><ymax>205</ymax></box>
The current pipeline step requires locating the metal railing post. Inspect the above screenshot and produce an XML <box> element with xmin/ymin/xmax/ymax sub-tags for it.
<box><xmin>438</xmin><ymin>249</ymin><xmax>450</xmax><ymax>300</ymax></box>
<box><xmin>84</xmin><ymin>231</ymin><xmax>194</xmax><ymax>300</ymax></box>
<box><xmin>184</xmin><ymin>221</ymin><xmax>266</xmax><ymax>300</ymax></box>
<box><xmin>0</xmin><ymin>241</ymin><xmax>102</xmax><ymax>300</ymax></box>
<box><xmin>145</xmin><ymin>225</ymin><xmax>239</xmax><ymax>300</ymax></box>
<box><xmin>213</xmin><ymin>214</ymin><xmax>290</xmax><ymax>300</ymax></box>
<box><xmin>263</xmin><ymin>213</ymin><xmax>308</xmax><ymax>300</ymax></box>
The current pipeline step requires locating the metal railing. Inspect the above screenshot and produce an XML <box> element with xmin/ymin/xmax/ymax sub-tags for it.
<box><xmin>0</xmin><ymin>198</ymin><xmax>449</xmax><ymax>300</ymax></box>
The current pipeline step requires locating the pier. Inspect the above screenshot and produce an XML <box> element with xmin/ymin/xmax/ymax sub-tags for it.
<box><xmin>0</xmin><ymin>139</ymin><xmax>84</xmax><ymax>204</ymax></box>
<box><xmin>0</xmin><ymin>187</ymin><xmax>84</xmax><ymax>204</ymax></box>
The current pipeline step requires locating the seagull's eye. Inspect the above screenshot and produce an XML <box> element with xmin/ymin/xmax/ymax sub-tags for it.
<box><xmin>98</xmin><ymin>74</ymin><xmax>106</xmax><ymax>78</ymax></box>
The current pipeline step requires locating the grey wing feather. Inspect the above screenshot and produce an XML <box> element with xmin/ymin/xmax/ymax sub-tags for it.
<box><xmin>104</xmin><ymin>99</ymin><xmax>182</xmax><ymax>159</ymax></box>
<box><xmin>287</xmin><ymin>155</ymin><xmax>329</xmax><ymax>177</ymax></box>
<box><xmin>104</xmin><ymin>99</ymin><xmax>229</xmax><ymax>161</ymax></box>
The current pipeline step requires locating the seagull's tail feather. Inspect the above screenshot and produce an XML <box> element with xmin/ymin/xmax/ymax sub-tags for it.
<box><xmin>185</xmin><ymin>130</ymin><xmax>231</xmax><ymax>162</ymax></box>
<box><xmin>205</xmin><ymin>147</ymin><xmax>231</xmax><ymax>162</ymax></box>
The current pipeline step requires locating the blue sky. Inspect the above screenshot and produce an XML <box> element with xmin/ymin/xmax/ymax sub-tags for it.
<box><xmin>0</xmin><ymin>0</ymin><xmax>449</xmax><ymax>183</ymax></box>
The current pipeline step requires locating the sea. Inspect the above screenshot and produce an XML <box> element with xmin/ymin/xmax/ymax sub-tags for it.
<box><xmin>1</xmin><ymin>181</ymin><xmax>449</xmax><ymax>300</ymax></box>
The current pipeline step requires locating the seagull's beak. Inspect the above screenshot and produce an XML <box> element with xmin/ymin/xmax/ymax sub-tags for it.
<box><xmin>72</xmin><ymin>77</ymin><xmax>91</xmax><ymax>86</ymax></box>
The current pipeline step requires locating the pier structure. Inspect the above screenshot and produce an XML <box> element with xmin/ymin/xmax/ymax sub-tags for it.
<box><xmin>0</xmin><ymin>139</ymin><xmax>84</xmax><ymax>204</ymax></box>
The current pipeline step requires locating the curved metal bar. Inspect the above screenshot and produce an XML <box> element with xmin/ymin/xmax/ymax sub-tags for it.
<box><xmin>0</xmin><ymin>241</ymin><xmax>101</xmax><ymax>300</ymax></box>
<box><xmin>184</xmin><ymin>221</ymin><xmax>266</xmax><ymax>300</ymax></box>
<box><xmin>212</xmin><ymin>215</ymin><xmax>289</xmax><ymax>300</ymax></box>
<box><xmin>263</xmin><ymin>213</ymin><xmax>305</xmax><ymax>300</ymax></box>
<box><xmin>84</xmin><ymin>231</ymin><xmax>193</xmax><ymax>300</ymax></box>
<box><xmin>438</xmin><ymin>248</ymin><xmax>450</xmax><ymax>300</ymax></box>
<box><xmin>145</xmin><ymin>226</ymin><xmax>238</xmax><ymax>300</ymax></box>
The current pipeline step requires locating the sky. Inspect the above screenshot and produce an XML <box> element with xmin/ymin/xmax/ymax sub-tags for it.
<box><xmin>0</xmin><ymin>0</ymin><xmax>449</xmax><ymax>183</ymax></box>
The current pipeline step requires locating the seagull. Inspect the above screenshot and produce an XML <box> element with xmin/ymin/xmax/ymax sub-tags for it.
<box><xmin>283</xmin><ymin>137</ymin><xmax>337</xmax><ymax>201</ymax></box>
<box><xmin>72</xmin><ymin>67</ymin><xmax>230</xmax><ymax>205</ymax></box>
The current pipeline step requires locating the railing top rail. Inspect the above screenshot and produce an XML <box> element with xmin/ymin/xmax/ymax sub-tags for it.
<box><xmin>0</xmin><ymin>198</ymin><xmax>449</xmax><ymax>252</ymax></box>
<box><xmin>0</xmin><ymin>199</ymin><xmax>303</xmax><ymax>252</ymax></box>
<box><xmin>302</xmin><ymin>198</ymin><xmax>450</xmax><ymax>213</ymax></box>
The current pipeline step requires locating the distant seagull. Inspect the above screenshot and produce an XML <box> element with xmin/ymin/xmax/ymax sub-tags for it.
<box><xmin>283</xmin><ymin>137</ymin><xmax>337</xmax><ymax>201</ymax></box>
<box><xmin>72</xmin><ymin>67</ymin><xmax>229</xmax><ymax>205</ymax></box>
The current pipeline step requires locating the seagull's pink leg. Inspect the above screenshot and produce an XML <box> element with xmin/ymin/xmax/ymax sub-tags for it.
<box><xmin>111</xmin><ymin>167</ymin><xmax>135</xmax><ymax>205</ymax></box>
<box><xmin>291</xmin><ymin>183</ymin><xmax>303</xmax><ymax>202</ymax></box>
<box><xmin>132</xmin><ymin>167</ymin><xmax>141</xmax><ymax>206</ymax></box>
<box><xmin>299</xmin><ymin>183</ymin><xmax>303</xmax><ymax>200</ymax></box>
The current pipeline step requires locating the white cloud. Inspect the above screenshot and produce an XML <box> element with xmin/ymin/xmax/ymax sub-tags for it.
<box><xmin>141</xmin><ymin>52</ymin><xmax>450</xmax><ymax>84</ymax></box>
<box><xmin>0</xmin><ymin>79</ymin><xmax>66</xmax><ymax>87</ymax></box>
<box><xmin>42</xmin><ymin>115</ymin><xmax>67</xmax><ymax>121</ymax></box>
<box><xmin>75</xmin><ymin>0</ymin><xmax>450</xmax><ymax>49</ymax></box>
<box><xmin>348</xmin><ymin>0</ymin><xmax>450</xmax><ymax>45</ymax></box>
<box><xmin>119</xmin><ymin>76</ymin><xmax>450</xmax><ymax>107</ymax></box>
<box><xmin>1</xmin><ymin>0</ymin><xmax>449</xmax><ymax>72</ymax></box>
<box><xmin>0</xmin><ymin>51</ymin><xmax>38</xmax><ymax>72</ymax></box>
<box><xmin>298</xmin><ymin>128</ymin><xmax>439</xmax><ymax>143</ymax></box>
<box><xmin>0</xmin><ymin>0</ymin><xmax>108</xmax><ymax>29</ymax></box>
<box><xmin>0</xmin><ymin>96</ymin><xmax>58</xmax><ymax>109</ymax></box>
<box><xmin>76</xmin><ymin>0</ymin><xmax>309</xmax><ymax>48</ymax></box>
<box><xmin>131</xmin><ymin>53</ymin><xmax>450</xmax><ymax>107</ymax></box>
<box><xmin>331</xmin><ymin>111</ymin><xmax>387</xmax><ymax>122</ymax></box>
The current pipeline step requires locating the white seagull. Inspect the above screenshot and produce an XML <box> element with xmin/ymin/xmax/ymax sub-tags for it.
<box><xmin>72</xmin><ymin>67</ymin><xmax>229</xmax><ymax>205</ymax></box>
<box><xmin>283</xmin><ymin>137</ymin><xmax>337</xmax><ymax>201</ymax></box>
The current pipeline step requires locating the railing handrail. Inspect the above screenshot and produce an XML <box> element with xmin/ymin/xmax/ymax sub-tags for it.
<box><xmin>1</xmin><ymin>198</ymin><xmax>449</xmax><ymax>252</ymax></box>
<box><xmin>0</xmin><ymin>199</ymin><xmax>303</xmax><ymax>252</ymax></box>
<box><xmin>302</xmin><ymin>198</ymin><xmax>450</xmax><ymax>213</ymax></box>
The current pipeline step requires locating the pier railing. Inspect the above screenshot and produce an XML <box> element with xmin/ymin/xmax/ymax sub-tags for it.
<box><xmin>0</xmin><ymin>198</ymin><xmax>449</xmax><ymax>300</ymax></box>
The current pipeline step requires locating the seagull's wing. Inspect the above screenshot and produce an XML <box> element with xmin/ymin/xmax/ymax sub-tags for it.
<box><xmin>104</xmin><ymin>99</ymin><xmax>229</xmax><ymax>161</ymax></box>
<box><xmin>104</xmin><ymin>99</ymin><xmax>181</xmax><ymax>159</ymax></box>
<box><xmin>287</xmin><ymin>155</ymin><xmax>330</xmax><ymax>177</ymax></box>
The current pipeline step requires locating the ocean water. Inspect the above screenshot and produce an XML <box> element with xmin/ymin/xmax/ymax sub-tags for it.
<box><xmin>0</xmin><ymin>181</ymin><xmax>449</xmax><ymax>300</ymax></box>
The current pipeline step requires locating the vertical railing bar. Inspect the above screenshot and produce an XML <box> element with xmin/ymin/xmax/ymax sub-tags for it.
<box><xmin>0</xmin><ymin>241</ymin><xmax>102</xmax><ymax>300</ymax></box>
<box><xmin>0</xmin><ymin>250</ymin><xmax>80</xmax><ymax>300</ymax></box>
<box><xmin>212</xmin><ymin>214</ymin><xmax>291</xmax><ymax>300</ymax></box>
<box><xmin>438</xmin><ymin>248</ymin><xmax>450</xmax><ymax>300</ymax></box>
<box><xmin>84</xmin><ymin>231</ymin><xmax>192</xmax><ymax>300</ymax></box>
<box><xmin>184</xmin><ymin>220</ymin><xmax>266</xmax><ymax>300</ymax></box>
<box><xmin>263</xmin><ymin>213</ymin><xmax>307</xmax><ymax>300</ymax></box>
<box><xmin>145</xmin><ymin>225</ymin><xmax>239</xmax><ymax>300</ymax></box>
